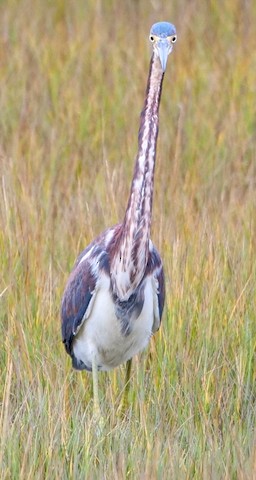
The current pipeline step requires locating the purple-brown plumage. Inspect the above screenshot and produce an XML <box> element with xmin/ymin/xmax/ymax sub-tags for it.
<box><xmin>61</xmin><ymin>22</ymin><xmax>176</xmax><ymax>408</ymax></box>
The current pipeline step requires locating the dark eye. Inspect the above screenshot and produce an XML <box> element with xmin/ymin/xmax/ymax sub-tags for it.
<box><xmin>149</xmin><ymin>35</ymin><xmax>154</xmax><ymax>42</ymax></box>
<box><xmin>171</xmin><ymin>35</ymin><xmax>177</xmax><ymax>43</ymax></box>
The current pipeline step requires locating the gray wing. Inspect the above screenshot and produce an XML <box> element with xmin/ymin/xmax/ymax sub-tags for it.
<box><xmin>146</xmin><ymin>244</ymin><xmax>165</xmax><ymax>332</ymax></box>
<box><xmin>61</xmin><ymin>259</ymin><xmax>97</xmax><ymax>358</ymax></box>
<box><xmin>61</xmin><ymin>246</ymin><xmax>109</xmax><ymax>363</ymax></box>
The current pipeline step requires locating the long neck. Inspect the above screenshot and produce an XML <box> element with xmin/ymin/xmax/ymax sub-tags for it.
<box><xmin>111</xmin><ymin>52</ymin><xmax>164</xmax><ymax>300</ymax></box>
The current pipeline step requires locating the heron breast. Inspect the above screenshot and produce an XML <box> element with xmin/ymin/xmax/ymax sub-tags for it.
<box><xmin>72</xmin><ymin>273</ymin><xmax>155</xmax><ymax>371</ymax></box>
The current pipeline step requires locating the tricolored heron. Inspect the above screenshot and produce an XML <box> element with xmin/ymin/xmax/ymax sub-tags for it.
<box><xmin>61</xmin><ymin>21</ymin><xmax>177</xmax><ymax>415</ymax></box>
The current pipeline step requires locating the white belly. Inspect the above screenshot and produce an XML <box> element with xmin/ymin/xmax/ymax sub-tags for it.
<box><xmin>73</xmin><ymin>273</ymin><xmax>155</xmax><ymax>371</ymax></box>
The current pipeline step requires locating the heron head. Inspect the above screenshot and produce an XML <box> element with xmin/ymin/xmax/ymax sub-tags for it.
<box><xmin>149</xmin><ymin>22</ymin><xmax>177</xmax><ymax>72</ymax></box>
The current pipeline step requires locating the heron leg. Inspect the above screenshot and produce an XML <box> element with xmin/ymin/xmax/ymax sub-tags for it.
<box><xmin>92</xmin><ymin>356</ymin><xmax>101</xmax><ymax>417</ymax></box>
<box><xmin>121</xmin><ymin>358</ymin><xmax>132</xmax><ymax>414</ymax></box>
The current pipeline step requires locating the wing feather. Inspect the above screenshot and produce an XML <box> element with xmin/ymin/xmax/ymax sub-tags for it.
<box><xmin>61</xmin><ymin>260</ymin><xmax>97</xmax><ymax>356</ymax></box>
<box><xmin>146</xmin><ymin>245</ymin><xmax>165</xmax><ymax>332</ymax></box>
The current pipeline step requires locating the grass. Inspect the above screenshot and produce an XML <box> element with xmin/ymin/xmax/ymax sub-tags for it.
<box><xmin>0</xmin><ymin>0</ymin><xmax>256</xmax><ymax>478</ymax></box>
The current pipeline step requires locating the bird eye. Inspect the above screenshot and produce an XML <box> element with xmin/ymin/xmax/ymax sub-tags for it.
<box><xmin>171</xmin><ymin>35</ymin><xmax>177</xmax><ymax>43</ymax></box>
<box><xmin>149</xmin><ymin>35</ymin><xmax>155</xmax><ymax>42</ymax></box>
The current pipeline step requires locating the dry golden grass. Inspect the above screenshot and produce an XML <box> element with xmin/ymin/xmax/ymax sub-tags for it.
<box><xmin>0</xmin><ymin>0</ymin><xmax>255</xmax><ymax>478</ymax></box>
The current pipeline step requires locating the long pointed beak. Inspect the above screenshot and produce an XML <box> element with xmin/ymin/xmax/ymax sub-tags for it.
<box><xmin>157</xmin><ymin>40</ymin><xmax>171</xmax><ymax>72</ymax></box>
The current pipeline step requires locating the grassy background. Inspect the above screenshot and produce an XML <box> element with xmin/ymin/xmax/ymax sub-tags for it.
<box><xmin>0</xmin><ymin>0</ymin><xmax>255</xmax><ymax>478</ymax></box>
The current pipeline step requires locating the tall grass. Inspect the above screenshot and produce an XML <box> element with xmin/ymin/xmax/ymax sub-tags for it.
<box><xmin>0</xmin><ymin>0</ymin><xmax>255</xmax><ymax>478</ymax></box>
